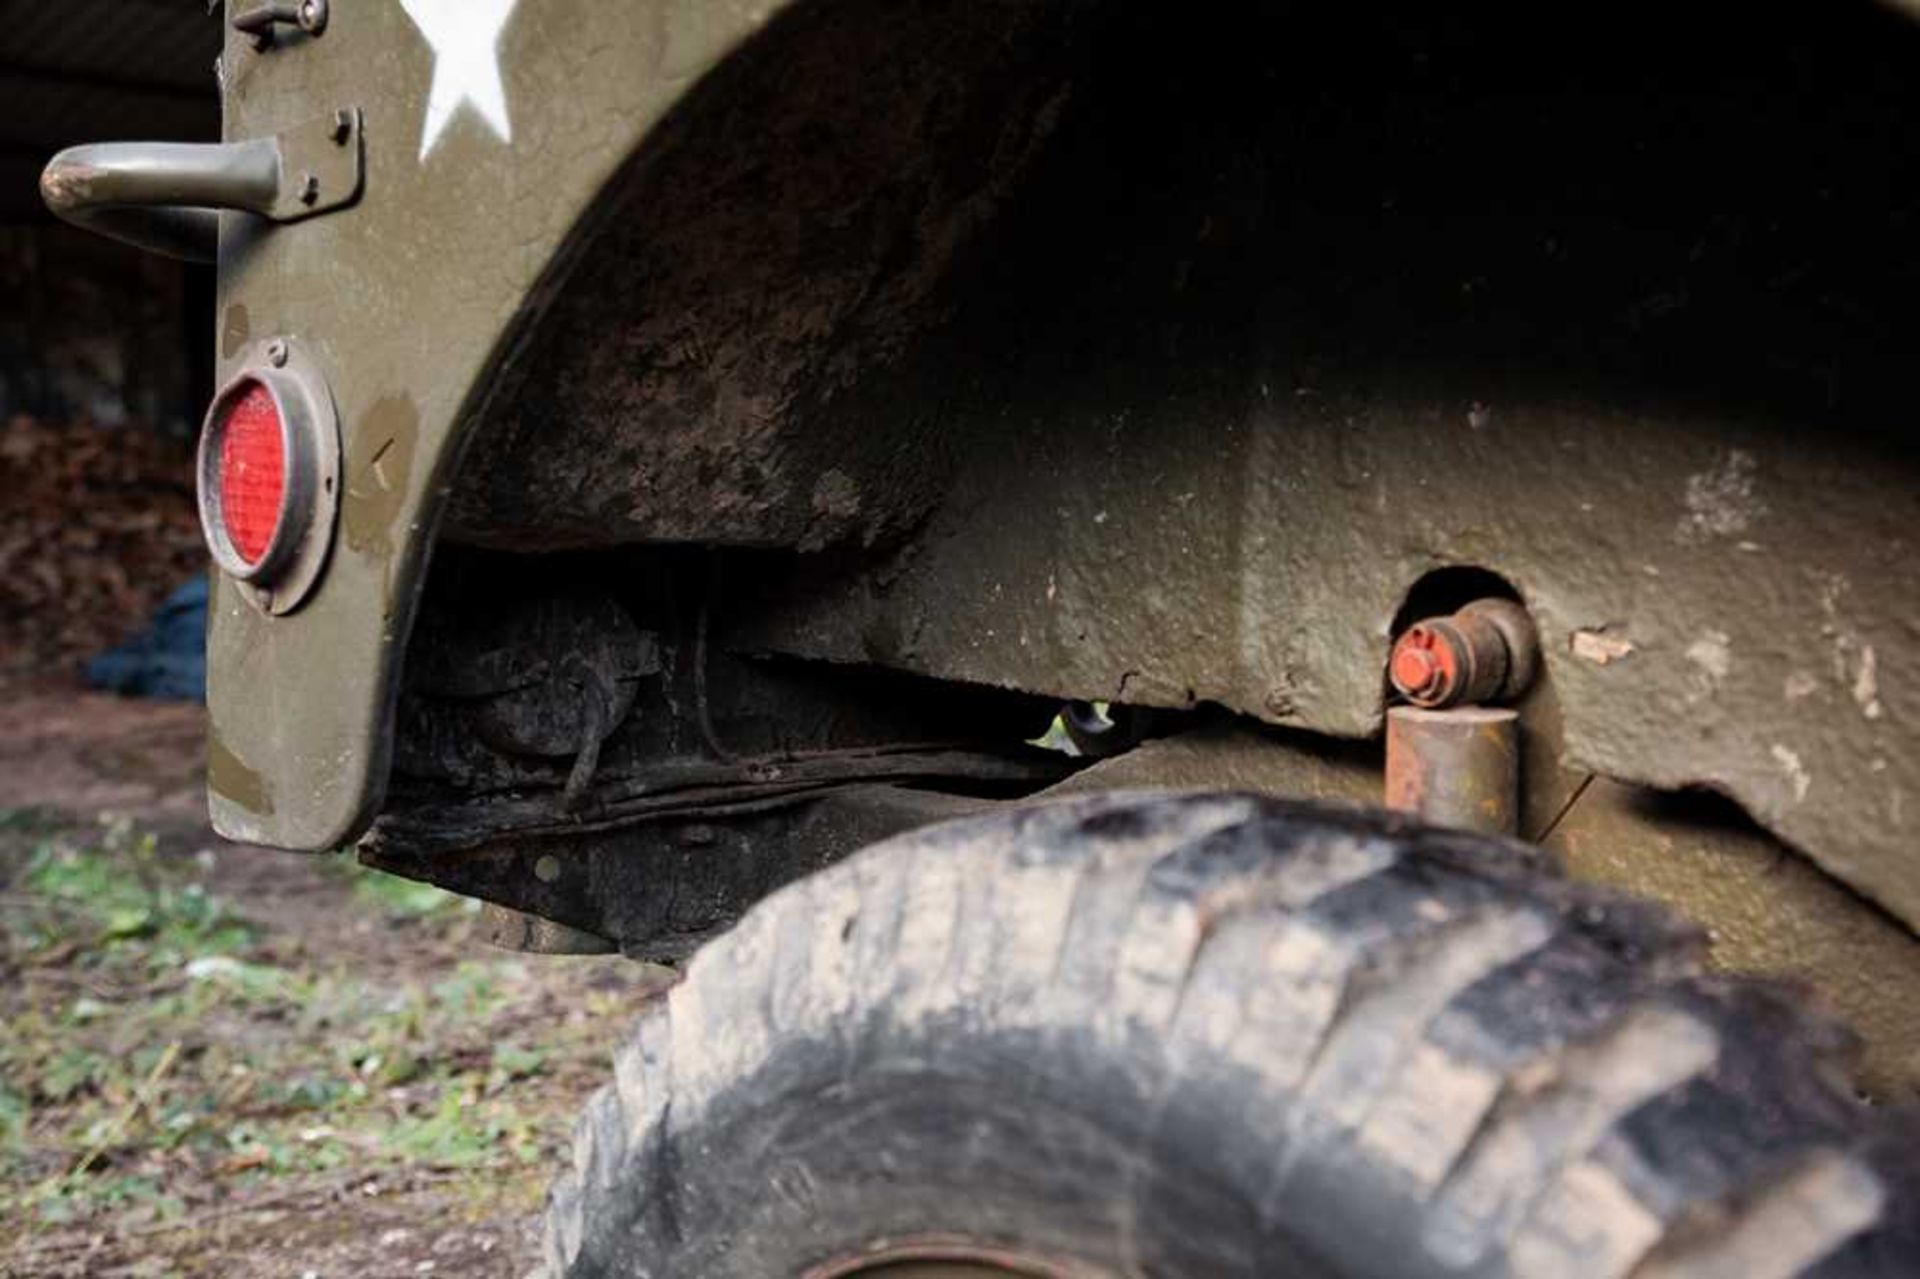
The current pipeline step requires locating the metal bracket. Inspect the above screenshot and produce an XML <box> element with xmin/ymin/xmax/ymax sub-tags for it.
<box><xmin>233</xmin><ymin>0</ymin><xmax>329</xmax><ymax>49</ymax></box>
<box><xmin>271</xmin><ymin>108</ymin><xmax>364</xmax><ymax>220</ymax></box>
<box><xmin>39</xmin><ymin>107</ymin><xmax>364</xmax><ymax>263</ymax></box>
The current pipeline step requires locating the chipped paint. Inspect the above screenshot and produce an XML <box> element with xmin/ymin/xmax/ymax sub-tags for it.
<box><xmin>1771</xmin><ymin>743</ymin><xmax>1812</xmax><ymax>804</ymax></box>
<box><xmin>1676</xmin><ymin>448</ymin><xmax>1765</xmax><ymax>542</ymax></box>
<box><xmin>1570</xmin><ymin>629</ymin><xmax>1635</xmax><ymax>666</ymax></box>
<box><xmin>1817</xmin><ymin>570</ymin><xmax>1851</xmax><ymax>621</ymax></box>
<box><xmin>1815</xmin><ymin>576</ymin><xmax>1885</xmax><ymax>719</ymax></box>
<box><xmin>1854</xmin><ymin>645</ymin><xmax>1883</xmax><ymax>719</ymax></box>
<box><xmin>342</xmin><ymin>395</ymin><xmax>419</xmax><ymax>562</ymax></box>
<box><xmin>1684</xmin><ymin>630</ymin><xmax>1731</xmax><ymax>694</ymax></box>
<box><xmin>36</xmin><ymin>159</ymin><xmax>99</xmax><ymax>212</ymax></box>
<box><xmin>220</xmin><ymin>305</ymin><xmax>250</xmax><ymax>360</ymax></box>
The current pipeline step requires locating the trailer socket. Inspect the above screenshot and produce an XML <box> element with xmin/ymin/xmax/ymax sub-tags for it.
<box><xmin>1389</xmin><ymin>598</ymin><xmax>1539</xmax><ymax>709</ymax></box>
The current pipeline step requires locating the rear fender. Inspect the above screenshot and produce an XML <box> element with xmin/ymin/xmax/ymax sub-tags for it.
<box><xmin>208</xmin><ymin>0</ymin><xmax>806</xmax><ymax>847</ymax></box>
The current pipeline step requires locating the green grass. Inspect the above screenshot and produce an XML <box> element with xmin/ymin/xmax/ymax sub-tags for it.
<box><xmin>15</xmin><ymin>817</ymin><xmax>255</xmax><ymax>960</ymax></box>
<box><xmin>0</xmin><ymin>812</ymin><xmax>632</xmax><ymax>1247</ymax></box>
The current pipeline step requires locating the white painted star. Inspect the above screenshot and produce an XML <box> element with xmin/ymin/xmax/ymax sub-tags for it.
<box><xmin>399</xmin><ymin>0</ymin><xmax>520</xmax><ymax>160</ymax></box>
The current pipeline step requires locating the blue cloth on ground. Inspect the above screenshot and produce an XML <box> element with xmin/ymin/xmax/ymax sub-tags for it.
<box><xmin>84</xmin><ymin>576</ymin><xmax>207</xmax><ymax>702</ymax></box>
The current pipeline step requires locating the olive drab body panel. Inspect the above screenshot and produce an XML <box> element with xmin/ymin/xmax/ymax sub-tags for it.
<box><xmin>205</xmin><ymin>0</ymin><xmax>794</xmax><ymax>847</ymax></box>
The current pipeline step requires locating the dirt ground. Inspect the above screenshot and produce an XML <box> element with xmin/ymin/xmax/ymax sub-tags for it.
<box><xmin>0</xmin><ymin>683</ymin><xmax>665</xmax><ymax>1278</ymax></box>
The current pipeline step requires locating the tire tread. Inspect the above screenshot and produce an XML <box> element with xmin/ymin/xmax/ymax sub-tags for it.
<box><xmin>540</xmin><ymin>792</ymin><xmax>1903</xmax><ymax>1279</ymax></box>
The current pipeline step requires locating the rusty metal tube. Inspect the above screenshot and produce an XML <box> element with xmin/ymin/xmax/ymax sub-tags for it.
<box><xmin>40</xmin><ymin>139</ymin><xmax>282</xmax><ymax>263</ymax></box>
<box><xmin>1384</xmin><ymin>706</ymin><xmax>1520</xmax><ymax>835</ymax></box>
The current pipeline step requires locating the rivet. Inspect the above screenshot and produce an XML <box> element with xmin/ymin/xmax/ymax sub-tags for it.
<box><xmin>298</xmin><ymin>0</ymin><xmax>329</xmax><ymax>36</ymax></box>
<box><xmin>534</xmin><ymin>855</ymin><xmax>561</xmax><ymax>884</ymax></box>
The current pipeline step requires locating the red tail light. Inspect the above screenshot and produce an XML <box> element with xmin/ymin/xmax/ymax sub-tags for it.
<box><xmin>213</xmin><ymin>382</ymin><xmax>287</xmax><ymax>566</ymax></box>
<box><xmin>197</xmin><ymin>345</ymin><xmax>340</xmax><ymax>612</ymax></box>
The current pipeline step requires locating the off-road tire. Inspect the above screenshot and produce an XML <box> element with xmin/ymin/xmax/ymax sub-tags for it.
<box><xmin>539</xmin><ymin>792</ymin><xmax>1916</xmax><ymax>1278</ymax></box>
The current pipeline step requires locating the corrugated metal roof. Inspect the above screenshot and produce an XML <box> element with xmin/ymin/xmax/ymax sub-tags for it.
<box><xmin>0</xmin><ymin>0</ymin><xmax>221</xmax><ymax>220</ymax></box>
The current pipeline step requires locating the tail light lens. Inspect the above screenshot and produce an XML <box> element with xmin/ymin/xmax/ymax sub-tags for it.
<box><xmin>197</xmin><ymin>346</ymin><xmax>340</xmax><ymax>612</ymax></box>
<box><xmin>213</xmin><ymin>382</ymin><xmax>287</xmax><ymax>566</ymax></box>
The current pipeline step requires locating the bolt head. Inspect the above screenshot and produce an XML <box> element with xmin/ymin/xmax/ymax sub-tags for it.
<box><xmin>1392</xmin><ymin>643</ymin><xmax>1438</xmax><ymax>695</ymax></box>
<box><xmin>1390</xmin><ymin>623</ymin><xmax>1461</xmax><ymax>706</ymax></box>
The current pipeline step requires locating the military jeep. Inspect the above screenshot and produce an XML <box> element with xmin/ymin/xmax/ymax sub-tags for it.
<box><xmin>45</xmin><ymin>1</ymin><xmax>1920</xmax><ymax>1274</ymax></box>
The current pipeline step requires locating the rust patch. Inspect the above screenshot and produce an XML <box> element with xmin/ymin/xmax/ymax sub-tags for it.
<box><xmin>38</xmin><ymin>161</ymin><xmax>98</xmax><ymax>212</ymax></box>
<box><xmin>343</xmin><ymin>395</ymin><xmax>419</xmax><ymax>561</ymax></box>
<box><xmin>221</xmin><ymin>305</ymin><xmax>251</xmax><ymax>360</ymax></box>
<box><xmin>1570</xmin><ymin>629</ymin><xmax>1636</xmax><ymax>666</ymax></box>
<box><xmin>207</xmin><ymin>729</ymin><xmax>273</xmax><ymax>816</ymax></box>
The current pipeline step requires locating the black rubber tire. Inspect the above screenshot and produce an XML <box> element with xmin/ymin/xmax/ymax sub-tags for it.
<box><xmin>539</xmin><ymin>792</ymin><xmax>1916</xmax><ymax>1278</ymax></box>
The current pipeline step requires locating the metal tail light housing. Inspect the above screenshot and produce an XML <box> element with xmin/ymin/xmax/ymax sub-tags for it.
<box><xmin>197</xmin><ymin>340</ymin><xmax>341</xmax><ymax>614</ymax></box>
